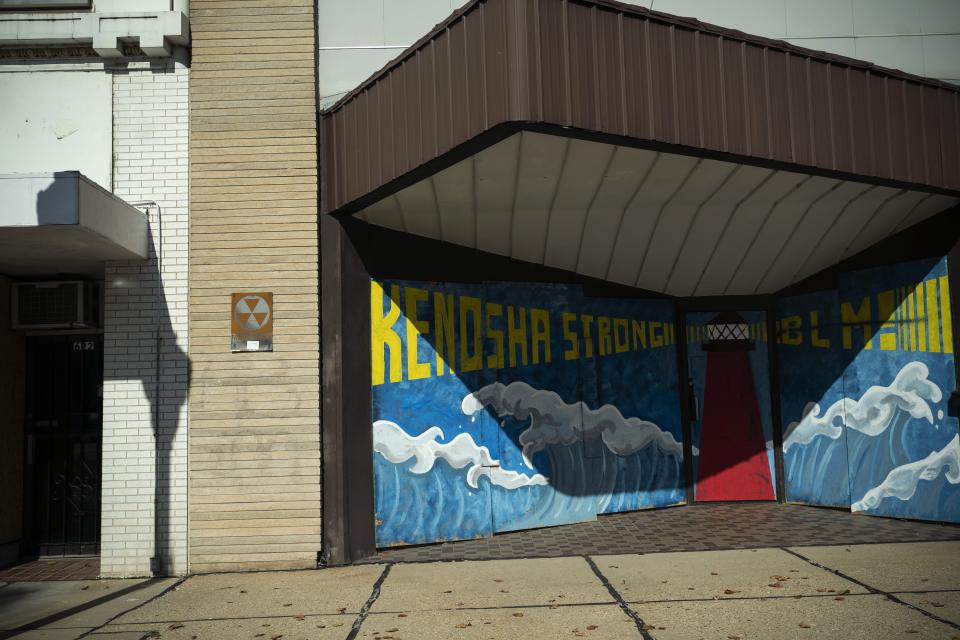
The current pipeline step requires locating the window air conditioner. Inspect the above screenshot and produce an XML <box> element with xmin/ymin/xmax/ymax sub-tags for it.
<box><xmin>11</xmin><ymin>281</ymin><xmax>101</xmax><ymax>329</ymax></box>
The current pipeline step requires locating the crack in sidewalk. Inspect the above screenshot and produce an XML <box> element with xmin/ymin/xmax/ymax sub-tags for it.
<box><xmin>781</xmin><ymin>546</ymin><xmax>960</xmax><ymax>632</ymax></box>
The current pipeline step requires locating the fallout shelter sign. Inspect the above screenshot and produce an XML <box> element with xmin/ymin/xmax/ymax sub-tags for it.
<box><xmin>231</xmin><ymin>292</ymin><xmax>273</xmax><ymax>352</ymax></box>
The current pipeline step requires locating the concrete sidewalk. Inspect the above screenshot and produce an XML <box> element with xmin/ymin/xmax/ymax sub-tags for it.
<box><xmin>3</xmin><ymin>541</ymin><xmax>960</xmax><ymax>639</ymax></box>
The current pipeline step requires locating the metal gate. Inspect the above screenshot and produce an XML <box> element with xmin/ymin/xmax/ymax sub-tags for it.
<box><xmin>25</xmin><ymin>334</ymin><xmax>102</xmax><ymax>556</ymax></box>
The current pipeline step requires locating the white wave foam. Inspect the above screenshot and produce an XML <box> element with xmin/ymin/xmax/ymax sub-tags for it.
<box><xmin>461</xmin><ymin>381</ymin><xmax>685</xmax><ymax>466</ymax></box>
<box><xmin>782</xmin><ymin>362</ymin><xmax>942</xmax><ymax>453</ymax></box>
<box><xmin>373</xmin><ymin>419</ymin><xmax>548</xmax><ymax>490</ymax></box>
<box><xmin>852</xmin><ymin>434</ymin><xmax>960</xmax><ymax>512</ymax></box>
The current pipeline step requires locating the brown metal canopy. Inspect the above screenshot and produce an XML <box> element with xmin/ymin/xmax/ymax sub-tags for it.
<box><xmin>320</xmin><ymin>0</ymin><xmax>960</xmax><ymax>216</ymax></box>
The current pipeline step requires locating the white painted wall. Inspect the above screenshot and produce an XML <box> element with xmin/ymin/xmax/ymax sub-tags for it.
<box><xmin>317</xmin><ymin>0</ymin><xmax>466</xmax><ymax>107</ymax></box>
<box><xmin>317</xmin><ymin>0</ymin><xmax>960</xmax><ymax>106</ymax></box>
<box><xmin>0</xmin><ymin>71</ymin><xmax>113</xmax><ymax>190</ymax></box>
<box><xmin>101</xmin><ymin>58</ymin><xmax>189</xmax><ymax>578</ymax></box>
<box><xmin>0</xmin><ymin>54</ymin><xmax>188</xmax><ymax>576</ymax></box>
<box><xmin>92</xmin><ymin>1</ymin><xmax>187</xmax><ymax>14</ymax></box>
<box><xmin>643</xmin><ymin>0</ymin><xmax>960</xmax><ymax>84</ymax></box>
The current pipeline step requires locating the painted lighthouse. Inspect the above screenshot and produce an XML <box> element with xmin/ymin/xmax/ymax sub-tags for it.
<box><xmin>696</xmin><ymin>312</ymin><xmax>775</xmax><ymax>501</ymax></box>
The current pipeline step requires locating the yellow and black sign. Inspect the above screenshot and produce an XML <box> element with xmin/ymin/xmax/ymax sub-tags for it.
<box><xmin>231</xmin><ymin>292</ymin><xmax>273</xmax><ymax>352</ymax></box>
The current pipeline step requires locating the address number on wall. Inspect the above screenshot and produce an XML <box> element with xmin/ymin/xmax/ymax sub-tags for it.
<box><xmin>72</xmin><ymin>340</ymin><xmax>96</xmax><ymax>351</ymax></box>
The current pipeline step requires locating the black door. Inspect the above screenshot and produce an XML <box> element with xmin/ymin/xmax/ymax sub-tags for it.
<box><xmin>24</xmin><ymin>334</ymin><xmax>102</xmax><ymax>556</ymax></box>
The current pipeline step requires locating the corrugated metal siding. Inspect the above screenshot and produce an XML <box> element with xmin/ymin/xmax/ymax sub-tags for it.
<box><xmin>189</xmin><ymin>0</ymin><xmax>320</xmax><ymax>573</ymax></box>
<box><xmin>321</xmin><ymin>0</ymin><xmax>960</xmax><ymax>214</ymax></box>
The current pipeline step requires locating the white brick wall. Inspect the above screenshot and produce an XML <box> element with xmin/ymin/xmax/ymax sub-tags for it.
<box><xmin>101</xmin><ymin>58</ymin><xmax>189</xmax><ymax>577</ymax></box>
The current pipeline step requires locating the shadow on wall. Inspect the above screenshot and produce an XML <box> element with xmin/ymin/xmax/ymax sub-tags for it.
<box><xmin>36</xmin><ymin>173</ymin><xmax>187</xmax><ymax>577</ymax></box>
<box><xmin>344</xmin><ymin>208</ymin><xmax>960</xmax><ymax>549</ymax></box>
<box><xmin>34</xmin><ymin>172</ymin><xmax>79</xmax><ymax>225</ymax></box>
<box><xmin>777</xmin><ymin>256</ymin><xmax>960</xmax><ymax>523</ymax></box>
<box><xmin>347</xmin><ymin>218</ymin><xmax>688</xmax><ymax>548</ymax></box>
<box><xmin>101</xmin><ymin>220</ymin><xmax>187</xmax><ymax>577</ymax></box>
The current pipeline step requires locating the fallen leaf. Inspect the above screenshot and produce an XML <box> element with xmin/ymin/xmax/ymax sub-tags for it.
<box><xmin>586</xmin><ymin>625</ymin><xmax>598</xmax><ymax>630</ymax></box>
<box><xmin>836</xmin><ymin>589</ymin><xmax>850</xmax><ymax>595</ymax></box>
<box><xmin>443</xmin><ymin>590</ymin><xmax>453</xmax><ymax>594</ymax></box>
<box><xmin>240</xmin><ymin>590</ymin><xmax>247</xmax><ymax>594</ymax></box>
<box><xmin>337</xmin><ymin>607</ymin><xmax>347</xmax><ymax>614</ymax></box>
<box><xmin>768</xmin><ymin>582</ymin><xmax>784</xmax><ymax>588</ymax></box>
<box><xmin>80</xmin><ymin>586</ymin><xmax>89</xmax><ymax>591</ymax></box>
<box><xmin>494</xmin><ymin>579</ymin><xmax>504</xmax><ymax>583</ymax></box>
<box><xmin>835</xmin><ymin>597</ymin><xmax>846</xmax><ymax>601</ymax></box>
<box><xmin>931</xmin><ymin>602</ymin><xmax>945</xmax><ymax>608</ymax></box>
<box><xmin>723</xmin><ymin>589</ymin><xmax>740</xmax><ymax>595</ymax></box>
<box><xmin>398</xmin><ymin>613</ymin><xmax>408</xmax><ymax>618</ymax></box>
<box><xmin>728</xmin><ymin>635</ymin><xmax>743</xmax><ymax>640</ymax></box>
<box><xmin>799</xmin><ymin>622</ymin><xmax>811</xmax><ymax>629</ymax></box>
<box><xmin>710</xmin><ymin>572</ymin><xmax>719</xmax><ymax>576</ymax></box>
<box><xmin>168</xmin><ymin>624</ymin><xmax>184</xmax><ymax>630</ymax></box>
<box><xmin>454</xmin><ymin>623</ymin><xmax>472</xmax><ymax>629</ymax></box>
<box><xmin>282</xmin><ymin>603</ymin><xmax>292</xmax><ymax>607</ymax></box>
<box><xmin>387</xmin><ymin>629</ymin><xmax>399</xmax><ymax>633</ymax></box>
<box><xmin>608</xmin><ymin>565</ymin><xmax>619</xmax><ymax>569</ymax></box>
<box><xmin>513</xmin><ymin>612</ymin><xmax>524</xmax><ymax>618</ymax></box>
<box><xmin>549</xmin><ymin>604</ymin><xmax>560</xmax><ymax>609</ymax></box>
<box><xmin>294</xmin><ymin>615</ymin><xmax>305</xmax><ymax>621</ymax></box>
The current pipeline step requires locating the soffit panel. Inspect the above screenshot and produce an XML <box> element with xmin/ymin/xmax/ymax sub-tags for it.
<box><xmin>357</xmin><ymin>131</ymin><xmax>959</xmax><ymax>296</ymax></box>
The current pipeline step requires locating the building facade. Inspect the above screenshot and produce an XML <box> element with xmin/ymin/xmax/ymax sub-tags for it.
<box><xmin>315</xmin><ymin>0</ymin><xmax>960</xmax><ymax>565</ymax></box>
<box><xmin>0</xmin><ymin>0</ymin><xmax>189</xmax><ymax>576</ymax></box>
<box><xmin>187</xmin><ymin>0</ymin><xmax>320</xmax><ymax>573</ymax></box>
<box><xmin>2</xmin><ymin>0</ymin><xmax>960</xmax><ymax>577</ymax></box>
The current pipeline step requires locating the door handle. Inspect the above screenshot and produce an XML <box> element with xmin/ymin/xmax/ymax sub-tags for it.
<box><xmin>688</xmin><ymin>378</ymin><xmax>700</xmax><ymax>421</ymax></box>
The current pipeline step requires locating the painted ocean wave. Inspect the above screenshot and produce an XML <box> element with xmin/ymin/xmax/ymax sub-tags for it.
<box><xmin>782</xmin><ymin>361</ymin><xmax>941</xmax><ymax>452</ymax></box>
<box><xmin>782</xmin><ymin>361</ymin><xmax>960</xmax><ymax>517</ymax></box>
<box><xmin>373</xmin><ymin>419</ymin><xmax>548</xmax><ymax>490</ymax></box>
<box><xmin>853</xmin><ymin>434</ymin><xmax>960</xmax><ymax>512</ymax></box>
<box><xmin>373</xmin><ymin>382</ymin><xmax>686</xmax><ymax>546</ymax></box>
<box><xmin>462</xmin><ymin>381</ymin><xmax>687</xmax><ymax>463</ymax></box>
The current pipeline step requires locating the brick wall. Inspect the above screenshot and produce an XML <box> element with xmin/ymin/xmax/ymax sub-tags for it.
<box><xmin>188</xmin><ymin>1</ymin><xmax>320</xmax><ymax>573</ymax></box>
<box><xmin>100</xmin><ymin>58</ymin><xmax>189</xmax><ymax>577</ymax></box>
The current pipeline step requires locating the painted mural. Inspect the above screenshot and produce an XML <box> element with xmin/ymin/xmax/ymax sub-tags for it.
<box><xmin>371</xmin><ymin>281</ymin><xmax>685</xmax><ymax>547</ymax></box>
<box><xmin>686</xmin><ymin>311</ymin><xmax>778</xmax><ymax>501</ymax></box>
<box><xmin>777</xmin><ymin>256</ymin><xmax>960</xmax><ymax>522</ymax></box>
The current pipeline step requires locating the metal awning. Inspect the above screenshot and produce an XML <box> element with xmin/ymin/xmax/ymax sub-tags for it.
<box><xmin>319</xmin><ymin>0</ymin><xmax>960</xmax><ymax>295</ymax></box>
<box><xmin>0</xmin><ymin>172</ymin><xmax>149</xmax><ymax>277</ymax></box>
